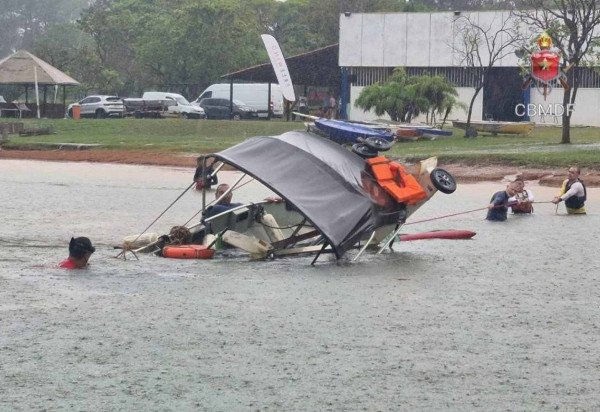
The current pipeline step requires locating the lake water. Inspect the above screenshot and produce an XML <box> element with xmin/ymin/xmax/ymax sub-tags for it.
<box><xmin>1</xmin><ymin>159</ymin><xmax>599</xmax><ymax>410</ymax></box>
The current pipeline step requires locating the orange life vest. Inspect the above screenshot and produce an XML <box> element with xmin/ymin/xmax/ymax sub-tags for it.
<box><xmin>366</xmin><ymin>156</ymin><xmax>427</xmax><ymax>205</ymax></box>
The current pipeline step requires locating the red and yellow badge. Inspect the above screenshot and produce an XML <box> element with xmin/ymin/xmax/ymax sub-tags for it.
<box><xmin>531</xmin><ymin>33</ymin><xmax>560</xmax><ymax>83</ymax></box>
<box><xmin>522</xmin><ymin>32</ymin><xmax>571</xmax><ymax>100</ymax></box>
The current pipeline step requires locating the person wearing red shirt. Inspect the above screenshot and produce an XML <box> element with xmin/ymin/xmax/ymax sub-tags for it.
<box><xmin>59</xmin><ymin>237</ymin><xmax>95</xmax><ymax>269</ymax></box>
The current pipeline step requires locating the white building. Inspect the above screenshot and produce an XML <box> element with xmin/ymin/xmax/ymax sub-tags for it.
<box><xmin>339</xmin><ymin>11</ymin><xmax>600</xmax><ymax>126</ymax></box>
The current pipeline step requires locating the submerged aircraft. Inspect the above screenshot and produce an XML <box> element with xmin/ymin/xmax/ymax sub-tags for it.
<box><xmin>124</xmin><ymin>124</ymin><xmax>457</xmax><ymax>264</ymax></box>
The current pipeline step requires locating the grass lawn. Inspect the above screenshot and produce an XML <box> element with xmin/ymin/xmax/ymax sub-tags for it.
<box><xmin>2</xmin><ymin>118</ymin><xmax>600</xmax><ymax>169</ymax></box>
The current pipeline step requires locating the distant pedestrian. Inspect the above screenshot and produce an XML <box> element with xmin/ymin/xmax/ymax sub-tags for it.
<box><xmin>486</xmin><ymin>183</ymin><xmax>518</xmax><ymax>221</ymax></box>
<box><xmin>59</xmin><ymin>237</ymin><xmax>95</xmax><ymax>269</ymax></box>
<box><xmin>552</xmin><ymin>166</ymin><xmax>587</xmax><ymax>214</ymax></box>
<box><xmin>328</xmin><ymin>95</ymin><xmax>337</xmax><ymax>119</ymax></box>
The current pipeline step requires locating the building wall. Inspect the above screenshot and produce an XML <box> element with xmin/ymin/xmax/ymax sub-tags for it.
<box><xmin>340</xmin><ymin>11</ymin><xmax>522</xmax><ymax>68</ymax></box>
<box><xmin>529</xmin><ymin>88</ymin><xmax>600</xmax><ymax>127</ymax></box>
<box><xmin>348</xmin><ymin>85</ymin><xmax>482</xmax><ymax>123</ymax></box>
<box><xmin>340</xmin><ymin>11</ymin><xmax>600</xmax><ymax>126</ymax></box>
<box><xmin>348</xmin><ymin>81</ymin><xmax>600</xmax><ymax>126</ymax></box>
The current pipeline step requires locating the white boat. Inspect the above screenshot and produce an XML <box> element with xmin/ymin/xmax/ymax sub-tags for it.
<box><xmin>452</xmin><ymin>120</ymin><xmax>535</xmax><ymax>135</ymax></box>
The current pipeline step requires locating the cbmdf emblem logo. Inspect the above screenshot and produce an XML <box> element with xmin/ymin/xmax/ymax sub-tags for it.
<box><xmin>523</xmin><ymin>32</ymin><xmax>570</xmax><ymax>99</ymax></box>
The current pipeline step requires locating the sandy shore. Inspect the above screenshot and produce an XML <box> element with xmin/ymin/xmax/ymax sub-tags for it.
<box><xmin>2</xmin><ymin>148</ymin><xmax>600</xmax><ymax>187</ymax></box>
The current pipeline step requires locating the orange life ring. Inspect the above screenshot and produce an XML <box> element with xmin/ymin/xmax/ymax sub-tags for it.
<box><xmin>162</xmin><ymin>244</ymin><xmax>215</xmax><ymax>259</ymax></box>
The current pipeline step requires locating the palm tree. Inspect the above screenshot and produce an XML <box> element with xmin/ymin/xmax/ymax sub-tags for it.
<box><xmin>354</xmin><ymin>68</ymin><xmax>461</xmax><ymax>124</ymax></box>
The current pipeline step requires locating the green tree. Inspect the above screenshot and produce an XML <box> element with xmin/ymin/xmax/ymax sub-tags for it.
<box><xmin>354</xmin><ymin>68</ymin><xmax>433</xmax><ymax>123</ymax></box>
<box><xmin>78</xmin><ymin>0</ymin><xmax>266</xmax><ymax>98</ymax></box>
<box><xmin>453</xmin><ymin>13</ymin><xmax>525</xmax><ymax>136</ymax></box>
<box><xmin>413</xmin><ymin>75</ymin><xmax>464</xmax><ymax>126</ymax></box>
<box><xmin>0</xmin><ymin>0</ymin><xmax>89</xmax><ymax>57</ymax></box>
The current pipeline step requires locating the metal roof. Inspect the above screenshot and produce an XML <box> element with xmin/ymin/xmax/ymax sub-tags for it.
<box><xmin>221</xmin><ymin>44</ymin><xmax>339</xmax><ymax>88</ymax></box>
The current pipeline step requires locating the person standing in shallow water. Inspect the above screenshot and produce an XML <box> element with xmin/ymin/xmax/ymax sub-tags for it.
<box><xmin>486</xmin><ymin>183</ymin><xmax>518</xmax><ymax>221</ymax></box>
<box><xmin>509</xmin><ymin>177</ymin><xmax>534</xmax><ymax>214</ymax></box>
<box><xmin>59</xmin><ymin>237</ymin><xmax>95</xmax><ymax>269</ymax></box>
<box><xmin>193</xmin><ymin>156</ymin><xmax>218</xmax><ymax>191</ymax></box>
<box><xmin>552</xmin><ymin>166</ymin><xmax>587</xmax><ymax>214</ymax></box>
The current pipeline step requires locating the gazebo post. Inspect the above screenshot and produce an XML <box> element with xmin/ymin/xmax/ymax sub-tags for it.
<box><xmin>43</xmin><ymin>85</ymin><xmax>47</xmax><ymax>117</ymax></box>
<box><xmin>63</xmin><ymin>85</ymin><xmax>66</xmax><ymax>117</ymax></box>
<box><xmin>25</xmin><ymin>85</ymin><xmax>28</xmax><ymax>103</ymax></box>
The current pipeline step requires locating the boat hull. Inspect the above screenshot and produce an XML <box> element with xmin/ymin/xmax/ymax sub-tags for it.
<box><xmin>452</xmin><ymin>120</ymin><xmax>535</xmax><ymax>135</ymax></box>
<box><xmin>314</xmin><ymin>119</ymin><xmax>395</xmax><ymax>145</ymax></box>
<box><xmin>417</xmin><ymin>127</ymin><xmax>453</xmax><ymax>140</ymax></box>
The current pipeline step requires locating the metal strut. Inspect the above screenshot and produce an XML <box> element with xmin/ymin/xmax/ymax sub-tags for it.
<box><xmin>388</xmin><ymin>223</ymin><xmax>401</xmax><ymax>249</ymax></box>
<box><xmin>352</xmin><ymin>231</ymin><xmax>376</xmax><ymax>262</ymax></box>
<box><xmin>311</xmin><ymin>242</ymin><xmax>329</xmax><ymax>266</ymax></box>
<box><xmin>377</xmin><ymin>223</ymin><xmax>404</xmax><ymax>254</ymax></box>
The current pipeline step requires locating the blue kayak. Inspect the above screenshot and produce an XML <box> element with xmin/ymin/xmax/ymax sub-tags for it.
<box><xmin>313</xmin><ymin>119</ymin><xmax>395</xmax><ymax>145</ymax></box>
<box><xmin>414</xmin><ymin>126</ymin><xmax>453</xmax><ymax>140</ymax></box>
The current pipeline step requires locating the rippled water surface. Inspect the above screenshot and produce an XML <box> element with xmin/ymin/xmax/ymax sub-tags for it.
<box><xmin>1</xmin><ymin>159</ymin><xmax>599</xmax><ymax>410</ymax></box>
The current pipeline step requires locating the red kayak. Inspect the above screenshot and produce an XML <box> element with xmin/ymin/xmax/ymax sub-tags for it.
<box><xmin>399</xmin><ymin>230</ymin><xmax>476</xmax><ymax>241</ymax></box>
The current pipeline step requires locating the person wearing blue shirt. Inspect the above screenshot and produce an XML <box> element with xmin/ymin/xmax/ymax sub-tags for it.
<box><xmin>204</xmin><ymin>183</ymin><xmax>243</xmax><ymax>218</ymax></box>
<box><xmin>486</xmin><ymin>183</ymin><xmax>517</xmax><ymax>221</ymax></box>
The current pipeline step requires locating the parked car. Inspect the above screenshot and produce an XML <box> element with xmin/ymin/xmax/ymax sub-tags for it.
<box><xmin>141</xmin><ymin>92</ymin><xmax>205</xmax><ymax>119</ymax></box>
<box><xmin>195</xmin><ymin>98</ymin><xmax>258</xmax><ymax>120</ymax></box>
<box><xmin>66</xmin><ymin>95</ymin><xmax>125</xmax><ymax>118</ymax></box>
<box><xmin>195</xmin><ymin>83</ymin><xmax>283</xmax><ymax>117</ymax></box>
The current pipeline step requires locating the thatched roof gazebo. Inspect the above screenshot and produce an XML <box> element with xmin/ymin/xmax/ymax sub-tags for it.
<box><xmin>0</xmin><ymin>50</ymin><xmax>80</xmax><ymax>118</ymax></box>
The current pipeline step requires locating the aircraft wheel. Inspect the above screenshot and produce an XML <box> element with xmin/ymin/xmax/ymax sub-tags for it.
<box><xmin>351</xmin><ymin>143</ymin><xmax>378</xmax><ymax>159</ymax></box>
<box><xmin>363</xmin><ymin>136</ymin><xmax>392</xmax><ymax>152</ymax></box>
<box><xmin>430</xmin><ymin>168</ymin><xmax>456</xmax><ymax>194</ymax></box>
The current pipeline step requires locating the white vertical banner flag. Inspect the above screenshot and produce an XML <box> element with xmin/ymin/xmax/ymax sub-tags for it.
<box><xmin>261</xmin><ymin>34</ymin><xmax>296</xmax><ymax>102</ymax></box>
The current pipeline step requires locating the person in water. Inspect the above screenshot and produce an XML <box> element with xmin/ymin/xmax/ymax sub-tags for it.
<box><xmin>486</xmin><ymin>182</ymin><xmax>518</xmax><ymax>221</ymax></box>
<box><xmin>193</xmin><ymin>156</ymin><xmax>218</xmax><ymax>190</ymax></box>
<box><xmin>552</xmin><ymin>166</ymin><xmax>587</xmax><ymax>214</ymax></box>
<box><xmin>509</xmin><ymin>177</ymin><xmax>534</xmax><ymax>214</ymax></box>
<box><xmin>59</xmin><ymin>237</ymin><xmax>95</xmax><ymax>269</ymax></box>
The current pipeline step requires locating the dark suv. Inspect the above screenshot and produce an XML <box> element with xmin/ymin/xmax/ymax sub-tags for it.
<box><xmin>196</xmin><ymin>98</ymin><xmax>257</xmax><ymax>120</ymax></box>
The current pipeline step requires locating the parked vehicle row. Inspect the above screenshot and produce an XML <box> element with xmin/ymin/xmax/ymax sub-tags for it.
<box><xmin>66</xmin><ymin>93</ymin><xmax>205</xmax><ymax>119</ymax></box>
<box><xmin>66</xmin><ymin>83</ymin><xmax>285</xmax><ymax>120</ymax></box>
<box><xmin>195</xmin><ymin>98</ymin><xmax>258</xmax><ymax>120</ymax></box>
<box><xmin>194</xmin><ymin>83</ymin><xmax>284</xmax><ymax>118</ymax></box>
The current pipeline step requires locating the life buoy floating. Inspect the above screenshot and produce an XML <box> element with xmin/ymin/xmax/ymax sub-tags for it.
<box><xmin>162</xmin><ymin>244</ymin><xmax>215</xmax><ymax>259</ymax></box>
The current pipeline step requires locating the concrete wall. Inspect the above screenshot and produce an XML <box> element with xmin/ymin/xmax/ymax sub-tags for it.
<box><xmin>529</xmin><ymin>88</ymin><xmax>600</xmax><ymax>127</ymax></box>
<box><xmin>340</xmin><ymin>11</ymin><xmax>523</xmax><ymax>68</ymax></box>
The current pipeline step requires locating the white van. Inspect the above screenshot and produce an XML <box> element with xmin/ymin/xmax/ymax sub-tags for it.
<box><xmin>141</xmin><ymin>92</ymin><xmax>205</xmax><ymax>119</ymax></box>
<box><xmin>194</xmin><ymin>83</ymin><xmax>284</xmax><ymax>117</ymax></box>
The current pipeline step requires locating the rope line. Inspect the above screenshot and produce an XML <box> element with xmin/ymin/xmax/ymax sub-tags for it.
<box><xmin>115</xmin><ymin>181</ymin><xmax>196</xmax><ymax>259</ymax></box>
<box><xmin>404</xmin><ymin>200</ymin><xmax>556</xmax><ymax>226</ymax></box>
<box><xmin>129</xmin><ymin>181</ymin><xmax>195</xmax><ymax>242</ymax></box>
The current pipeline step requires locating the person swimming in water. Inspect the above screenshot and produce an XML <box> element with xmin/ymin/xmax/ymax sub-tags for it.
<box><xmin>59</xmin><ymin>237</ymin><xmax>95</xmax><ymax>269</ymax></box>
